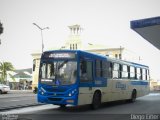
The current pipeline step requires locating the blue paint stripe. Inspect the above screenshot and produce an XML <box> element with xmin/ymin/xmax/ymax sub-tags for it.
<box><xmin>131</xmin><ymin>81</ymin><xmax>149</xmax><ymax>85</ymax></box>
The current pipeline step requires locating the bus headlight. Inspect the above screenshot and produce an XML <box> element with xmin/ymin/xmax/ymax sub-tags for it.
<box><xmin>72</xmin><ymin>90</ymin><xmax>75</xmax><ymax>94</ymax></box>
<box><xmin>69</xmin><ymin>93</ymin><xmax>72</xmax><ymax>96</ymax></box>
<box><xmin>68</xmin><ymin>89</ymin><xmax>77</xmax><ymax>96</ymax></box>
<box><xmin>40</xmin><ymin>87</ymin><xmax>46</xmax><ymax>95</ymax></box>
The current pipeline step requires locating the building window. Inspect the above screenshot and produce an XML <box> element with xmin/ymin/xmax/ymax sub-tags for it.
<box><xmin>115</xmin><ymin>54</ymin><xmax>118</xmax><ymax>59</ymax></box>
<box><xmin>119</xmin><ymin>54</ymin><xmax>122</xmax><ymax>59</ymax></box>
<box><xmin>70</xmin><ymin>44</ymin><xmax>72</xmax><ymax>50</ymax></box>
<box><xmin>33</xmin><ymin>59</ymin><xmax>36</xmax><ymax>71</ymax></box>
<box><xmin>75</xmin><ymin>44</ymin><xmax>77</xmax><ymax>49</ymax></box>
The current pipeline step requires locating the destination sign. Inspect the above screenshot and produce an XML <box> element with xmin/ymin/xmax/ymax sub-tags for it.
<box><xmin>44</xmin><ymin>52</ymin><xmax>76</xmax><ymax>59</ymax></box>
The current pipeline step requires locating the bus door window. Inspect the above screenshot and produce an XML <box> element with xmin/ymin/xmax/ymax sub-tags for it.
<box><xmin>80</xmin><ymin>60</ymin><xmax>93</xmax><ymax>82</ymax></box>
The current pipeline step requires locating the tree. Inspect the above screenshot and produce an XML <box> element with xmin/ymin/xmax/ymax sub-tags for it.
<box><xmin>0</xmin><ymin>22</ymin><xmax>3</xmax><ymax>35</ymax></box>
<box><xmin>0</xmin><ymin>62</ymin><xmax>14</xmax><ymax>84</ymax></box>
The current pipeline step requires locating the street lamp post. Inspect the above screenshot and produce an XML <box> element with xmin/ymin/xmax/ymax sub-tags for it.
<box><xmin>33</xmin><ymin>23</ymin><xmax>49</xmax><ymax>53</ymax></box>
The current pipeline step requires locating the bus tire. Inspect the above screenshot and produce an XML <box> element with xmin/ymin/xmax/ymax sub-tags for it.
<box><xmin>130</xmin><ymin>90</ymin><xmax>137</xmax><ymax>102</ymax></box>
<box><xmin>91</xmin><ymin>91</ymin><xmax>101</xmax><ymax>110</ymax></box>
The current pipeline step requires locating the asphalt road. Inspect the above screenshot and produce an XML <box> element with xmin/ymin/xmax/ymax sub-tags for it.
<box><xmin>0</xmin><ymin>90</ymin><xmax>41</xmax><ymax>111</ymax></box>
<box><xmin>1</xmin><ymin>92</ymin><xmax>160</xmax><ymax>120</ymax></box>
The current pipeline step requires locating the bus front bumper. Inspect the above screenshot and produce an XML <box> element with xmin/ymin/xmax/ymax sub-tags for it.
<box><xmin>37</xmin><ymin>94</ymin><xmax>78</xmax><ymax>106</ymax></box>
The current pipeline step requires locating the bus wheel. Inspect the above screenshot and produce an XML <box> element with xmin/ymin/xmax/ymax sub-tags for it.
<box><xmin>130</xmin><ymin>90</ymin><xmax>137</xmax><ymax>102</ymax></box>
<box><xmin>91</xmin><ymin>91</ymin><xmax>101</xmax><ymax>110</ymax></box>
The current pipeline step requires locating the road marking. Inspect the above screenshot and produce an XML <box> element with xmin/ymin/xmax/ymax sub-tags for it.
<box><xmin>148</xmin><ymin>93</ymin><xmax>160</xmax><ymax>96</ymax></box>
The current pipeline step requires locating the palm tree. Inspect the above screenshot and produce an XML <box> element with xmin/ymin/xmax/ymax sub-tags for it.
<box><xmin>0</xmin><ymin>62</ymin><xmax>14</xmax><ymax>84</ymax></box>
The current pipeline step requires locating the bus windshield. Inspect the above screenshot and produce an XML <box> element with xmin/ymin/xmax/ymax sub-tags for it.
<box><xmin>39</xmin><ymin>60</ymin><xmax>77</xmax><ymax>85</ymax></box>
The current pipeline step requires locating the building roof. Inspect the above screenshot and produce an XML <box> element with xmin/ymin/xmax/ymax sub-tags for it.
<box><xmin>7</xmin><ymin>68</ymin><xmax>32</xmax><ymax>82</ymax></box>
<box><xmin>13</xmin><ymin>71</ymin><xmax>32</xmax><ymax>79</ymax></box>
<box><xmin>130</xmin><ymin>16</ymin><xmax>160</xmax><ymax>50</ymax></box>
<box><xmin>14</xmin><ymin>68</ymin><xmax>32</xmax><ymax>74</ymax></box>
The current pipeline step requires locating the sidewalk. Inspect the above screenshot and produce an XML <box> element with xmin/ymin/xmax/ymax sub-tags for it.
<box><xmin>150</xmin><ymin>90</ymin><xmax>160</xmax><ymax>93</ymax></box>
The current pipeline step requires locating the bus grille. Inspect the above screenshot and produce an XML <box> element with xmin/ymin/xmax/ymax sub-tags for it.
<box><xmin>48</xmin><ymin>98</ymin><xmax>62</xmax><ymax>101</ymax></box>
<box><xmin>47</xmin><ymin>88</ymin><xmax>66</xmax><ymax>92</ymax></box>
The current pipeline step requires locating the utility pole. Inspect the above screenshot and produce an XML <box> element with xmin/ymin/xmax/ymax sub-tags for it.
<box><xmin>33</xmin><ymin>23</ymin><xmax>49</xmax><ymax>53</ymax></box>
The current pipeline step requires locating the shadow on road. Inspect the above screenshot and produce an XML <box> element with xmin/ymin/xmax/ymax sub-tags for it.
<box><xmin>54</xmin><ymin>100</ymin><xmax>133</xmax><ymax>113</ymax></box>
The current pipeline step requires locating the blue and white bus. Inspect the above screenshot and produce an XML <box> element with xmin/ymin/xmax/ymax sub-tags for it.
<box><xmin>37</xmin><ymin>50</ymin><xmax>150</xmax><ymax>109</ymax></box>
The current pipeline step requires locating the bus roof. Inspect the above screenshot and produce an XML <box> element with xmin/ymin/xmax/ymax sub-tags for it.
<box><xmin>43</xmin><ymin>50</ymin><xmax>149</xmax><ymax>69</ymax></box>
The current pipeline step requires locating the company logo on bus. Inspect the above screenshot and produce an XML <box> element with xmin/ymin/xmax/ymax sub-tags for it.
<box><xmin>116</xmin><ymin>82</ymin><xmax>126</xmax><ymax>90</ymax></box>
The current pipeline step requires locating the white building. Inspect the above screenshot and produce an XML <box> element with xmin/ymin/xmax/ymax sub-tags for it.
<box><xmin>31</xmin><ymin>24</ymin><xmax>140</xmax><ymax>89</ymax></box>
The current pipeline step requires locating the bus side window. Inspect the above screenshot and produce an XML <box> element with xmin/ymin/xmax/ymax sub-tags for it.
<box><xmin>95</xmin><ymin>60</ymin><xmax>102</xmax><ymax>78</ymax></box>
<box><xmin>101</xmin><ymin>61</ymin><xmax>111</xmax><ymax>78</ymax></box>
<box><xmin>136</xmin><ymin>68</ymin><xmax>142</xmax><ymax>80</ymax></box>
<box><xmin>95</xmin><ymin>60</ymin><xmax>112</xmax><ymax>79</ymax></box>
<box><xmin>130</xmin><ymin>66</ymin><xmax>135</xmax><ymax>79</ymax></box>
<box><xmin>127</xmin><ymin>66</ymin><xmax>130</xmax><ymax>79</ymax></box>
<box><xmin>80</xmin><ymin>60</ymin><xmax>93</xmax><ymax>82</ymax></box>
<box><xmin>146</xmin><ymin>69</ymin><xmax>150</xmax><ymax>80</ymax></box>
<box><xmin>142</xmin><ymin>69</ymin><xmax>146</xmax><ymax>80</ymax></box>
<box><xmin>121</xmin><ymin>65</ymin><xmax>128</xmax><ymax>79</ymax></box>
<box><xmin>112</xmin><ymin>63</ymin><xmax>119</xmax><ymax>79</ymax></box>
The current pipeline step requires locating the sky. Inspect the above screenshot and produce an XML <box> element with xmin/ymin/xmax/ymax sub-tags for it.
<box><xmin>0</xmin><ymin>0</ymin><xmax>160</xmax><ymax>79</ymax></box>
